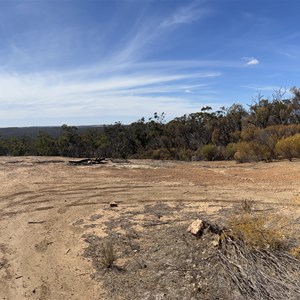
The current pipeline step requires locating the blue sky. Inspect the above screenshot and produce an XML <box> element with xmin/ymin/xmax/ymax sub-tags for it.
<box><xmin>1</xmin><ymin>0</ymin><xmax>300</xmax><ymax>127</ymax></box>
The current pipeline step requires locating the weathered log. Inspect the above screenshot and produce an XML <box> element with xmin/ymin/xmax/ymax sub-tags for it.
<box><xmin>68</xmin><ymin>157</ymin><xmax>107</xmax><ymax>165</ymax></box>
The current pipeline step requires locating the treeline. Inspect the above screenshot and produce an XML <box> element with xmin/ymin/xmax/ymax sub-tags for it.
<box><xmin>2</xmin><ymin>87</ymin><xmax>300</xmax><ymax>162</ymax></box>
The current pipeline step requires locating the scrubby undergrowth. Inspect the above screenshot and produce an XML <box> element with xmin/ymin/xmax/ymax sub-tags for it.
<box><xmin>83</xmin><ymin>202</ymin><xmax>300</xmax><ymax>300</ymax></box>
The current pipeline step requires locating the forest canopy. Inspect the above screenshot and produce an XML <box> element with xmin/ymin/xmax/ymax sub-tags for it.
<box><xmin>2</xmin><ymin>87</ymin><xmax>300</xmax><ymax>162</ymax></box>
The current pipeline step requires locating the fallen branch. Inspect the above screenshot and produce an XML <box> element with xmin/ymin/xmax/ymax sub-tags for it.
<box><xmin>143</xmin><ymin>221</ymin><xmax>172</xmax><ymax>227</ymax></box>
<box><xmin>28</xmin><ymin>221</ymin><xmax>46</xmax><ymax>224</ymax></box>
<box><xmin>68</xmin><ymin>157</ymin><xmax>107</xmax><ymax>165</ymax></box>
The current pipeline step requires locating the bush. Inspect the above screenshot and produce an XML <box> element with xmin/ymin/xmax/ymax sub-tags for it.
<box><xmin>200</xmin><ymin>144</ymin><xmax>218</xmax><ymax>161</ymax></box>
<box><xmin>224</xmin><ymin>143</ymin><xmax>237</xmax><ymax>160</ymax></box>
<box><xmin>275</xmin><ymin>133</ymin><xmax>300</xmax><ymax>161</ymax></box>
<box><xmin>98</xmin><ymin>242</ymin><xmax>117</xmax><ymax>269</ymax></box>
<box><xmin>240</xmin><ymin>214</ymin><xmax>287</xmax><ymax>249</ymax></box>
<box><xmin>152</xmin><ymin>148</ymin><xmax>173</xmax><ymax>160</ymax></box>
<box><xmin>234</xmin><ymin>142</ymin><xmax>254</xmax><ymax>163</ymax></box>
<box><xmin>234</xmin><ymin>141</ymin><xmax>273</xmax><ymax>162</ymax></box>
<box><xmin>177</xmin><ymin>148</ymin><xmax>195</xmax><ymax>161</ymax></box>
<box><xmin>250</xmin><ymin>142</ymin><xmax>273</xmax><ymax>161</ymax></box>
<box><xmin>227</xmin><ymin>204</ymin><xmax>291</xmax><ymax>251</ymax></box>
<box><xmin>275</xmin><ymin>138</ymin><xmax>294</xmax><ymax>161</ymax></box>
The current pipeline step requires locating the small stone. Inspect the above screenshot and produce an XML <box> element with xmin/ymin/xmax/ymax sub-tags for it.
<box><xmin>187</xmin><ymin>219</ymin><xmax>204</xmax><ymax>236</ymax></box>
<box><xmin>211</xmin><ymin>239</ymin><xmax>219</xmax><ymax>247</ymax></box>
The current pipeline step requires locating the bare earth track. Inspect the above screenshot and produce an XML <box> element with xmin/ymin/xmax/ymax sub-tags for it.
<box><xmin>0</xmin><ymin>157</ymin><xmax>300</xmax><ymax>299</ymax></box>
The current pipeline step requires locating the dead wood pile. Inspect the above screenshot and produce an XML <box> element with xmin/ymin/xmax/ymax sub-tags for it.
<box><xmin>68</xmin><ymin>157</ymin><xmax>107</xmax><ymax>165</ymax></box>
<box><xmin>194</xmin><ymin>220</ymin><xmax>300</xmax><ymax>300</ymax></box>
<box><xmin>68</xmin><ymin>157</ymin><xmax>130</xmax><ymax>165</ymax></box>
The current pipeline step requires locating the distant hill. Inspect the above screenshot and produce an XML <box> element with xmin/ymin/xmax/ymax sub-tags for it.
<box><xmin>0</xmin><ymin>125</ymin><xmax>105</xmax><ymax>139</ymax></box>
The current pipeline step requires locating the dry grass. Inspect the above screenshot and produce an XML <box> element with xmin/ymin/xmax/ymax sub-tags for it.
<box><xmin>98</xmin><ymin>242</ymin><xmax>117</xmax><ymax>269</ymax></box>
<box><xmin>290</xmin><ymin>246</ymin><xmax>300</xmax><ymax>259</ymax></box>
<box><xmin>291</xmin><ymin>195</ymin><xmax>300</xmax><ymax>207</ymax></box>
<box><xmin>84</xmin><ymin>203</ymin><xmax>300</xmax><ymax>300</ymax></box>
<box><xmin>240</xmin><ymin>198</ymin><xmax>255</xmax><ymax>213</ymax></box>
<box><xmin>227</xmin><ymin>202</ymin><xmax>292</xmax><ymax>251</ymax></box>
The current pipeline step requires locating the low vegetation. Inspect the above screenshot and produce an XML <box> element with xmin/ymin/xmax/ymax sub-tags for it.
<box><xmin>2</xmin><ymin>87</ymin><xmax>300</xmax><ymax>163</ymax></box>
<box><xmin>227</xmin><ymin>198</ymin><xmax>300</xmax><ymax>257</ymax></box>
<box><xmin>98</xmin><ymin>242</ymin><xmax>117</xmax><ymax>269</ymax></box>
<box><xmin>228</xmin><ymin>205</ymin><xmax>289</xmax><ymax>251</ymax></box>
<box><xmin>83</xmin><ymin>201</ymin><xmax>300</xmax><ymax>299</ymax></box>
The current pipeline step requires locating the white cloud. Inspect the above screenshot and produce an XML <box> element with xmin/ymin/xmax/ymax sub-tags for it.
<box><xmin>278</xmin><ymin>45</ymin><xmax>300</xmax><ymax>60</ymax></box>
<box><xmin>0</xmin><ymin>63</ymin><xmax>221</xmax><ymax>103</ymax></box>
<box><xmin>242</xmin><ymin>57</ymin><xmax>260</xmax><ymax>66</ymax></box>
<box><xmin>0</xmin><ymin>63</ymin><xmax>222</xmax><ymax>126</ymax></box>
<box><xmin>0</xmin><ymin>2</ymin><xmax>255</xmax><ymax>126</ymax></box>
<box><xmin>113</xmin><ymin>19</ymin><xmax>160</xmax><ymax>64</ymax></box>
<box><xmin>161</xmin><ymin>1</ymin><xmax>211</xmax><ymax>27</ymax></box>
<box><xmin>241</xmin><ymin>84</ymin><xmax>279</xmax><ymax>91</ymax></box>
<box><xmin>134</xmin><ymin>59</ymin><xmax>242</xmax><ymax>70</ymax></box>
<box><xmin>0</xmin><ymin>70</ymin><xmax>220</xmax><ymax>102</ymax></box>
<box><xmin>114</xmin><ymin>2</ymin><xmax>212</xmax><ymax>64</ymax></box>
<box><xmin>285</xmin><ymin>31</ymin><xmax>300</xmax><ymax>41</ymax></box>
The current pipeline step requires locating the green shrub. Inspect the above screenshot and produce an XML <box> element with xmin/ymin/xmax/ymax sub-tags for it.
<box><xmin>224</xmin><ymin>143</ymin><xmax>237</xmax><ymax>160</ymax></box>
<box><xmin>234</xmin><ymin>141</ymin><xmax>273</xmax><ymax>162</ymax></box>
<box><xmin>152</xmin><ymin>148</ymin><xmax>173</xmax><ymax>160</ymax></box>
<box><xmin>234</xmin><ymin>142</ymin><xmax>255</xmax><ymax>162</ymax></box>
<box><xmin>200</xmin><ymin>144</ymin><xmax>218</xmax><ymax>161</ymax></box>
<box><xmin>177</xmin><ymin>148</ymin><xmax>195</xmax><ymax>161</ymax></box>
<box><xmin>275</xmin><ymin>133</ymin><xmax>300</xmax><ymax>161</ymax></box>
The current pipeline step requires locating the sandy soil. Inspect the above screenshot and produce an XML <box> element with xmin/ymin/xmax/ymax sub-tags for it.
<box><xmin>0</xmin><ymin>157</ymin><xmax>300</xmax><ymax>300</ymax></box>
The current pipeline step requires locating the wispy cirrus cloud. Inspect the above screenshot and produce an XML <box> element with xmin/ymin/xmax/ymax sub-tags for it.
<box><xmin>161</xmin><ymin>0</ymin><xmax>211</xmax><ymax>27</ymax></box>
<box><xmin>0</xmin><ymin>62</ymin><xmax>222</xmax><ymax>126</ymax></box>
<box><xmin>0</xmin><ymin>69</ymin><xmax>221</xmax><ymax>102</ymax></box>
<box><xmin>133</xmin><ymin>59</ymin><xmax>244</xmax><ymax>70</ymax></box>
<box><xmin>1</xmin><ymin>0</ymin><xmax>274</xmax><ymax>127</ymax></box>
<box><xmin>0</xmin><ymin>1</ymin><xmax>225</xmax><ymax>126</ymax></box>
<box><xmin>113</xmin><ymin>17</ymin><xmax>161</xmax><ymax>63</ymax></box>
<box><xmin>114</xmin><ymin>1</ymin><xmax>212</xmax><ymax>64</ymax></box>
<box><xmin>278</xmin><ymin>45</ymin><xmax>300</xmax><ymax>60</ymax></box>
<box><xmin>241</xmin><ymin>84</ymin><xmax>280</xmax><ymax>91</ymax></box>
